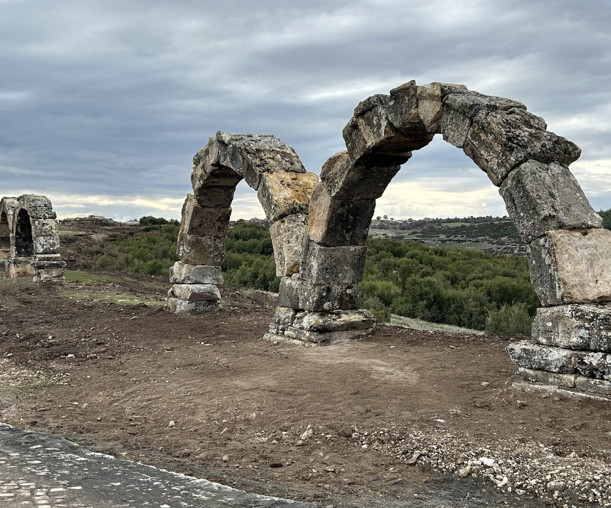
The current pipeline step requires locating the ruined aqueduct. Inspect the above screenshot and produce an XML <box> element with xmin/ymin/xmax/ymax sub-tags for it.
<box><xmin>2</xmin><ymin>81</ymin><xmax>609</xmax><ymax>397</ymax></box>
<box><xmin>169</xmin><ymin>80</ymin><xmax>611</xmax><ymax>397</ymax></box>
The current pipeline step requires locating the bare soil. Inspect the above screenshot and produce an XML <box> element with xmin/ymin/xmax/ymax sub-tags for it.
<box><xmin>1</xmin><ymin>274</ymin><xmax>610</xmax><ymax>507</ymax></box>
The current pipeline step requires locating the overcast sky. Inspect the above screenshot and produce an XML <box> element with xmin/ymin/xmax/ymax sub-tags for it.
<box><xmin>2</xmin><ymin>0</ymin><xmax>610</xmax><ymax>222</ymax></box>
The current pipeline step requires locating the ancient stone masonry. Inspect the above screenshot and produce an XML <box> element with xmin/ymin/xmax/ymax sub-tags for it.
<box><xmin>178</xmin><ymin>82</ymin><xmax>610</xmax><ymax>397</ymax></box>
<box><xmin>0</xmin><ymin>194</ymin><xmax>65</xmax><ymax>282</ymax></box>
<box><xmin>168</xmin><ymin>132</ymin><xmax>318</xmax><ymax>314</ymax></box>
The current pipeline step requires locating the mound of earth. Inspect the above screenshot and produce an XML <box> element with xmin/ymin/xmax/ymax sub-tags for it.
<box><xmin>0</xmin><ymin>274</ymin><xmax>609</xmax><ymax>507</ymax></box>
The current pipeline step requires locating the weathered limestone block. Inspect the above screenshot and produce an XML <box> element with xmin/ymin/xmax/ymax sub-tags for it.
<box><xmin>169</xmin><ymin>262</ymin><xmax>223</xmax><ymax>284</ymax></box>
<box><xmin>307</xmin><ymin>184</ymin><xmax>376</xmax><ymax>246</ymax></box>
<box><xmin>177</xmin><ymin>232</ymin><xmax>226</xmax><ymax>266</ymax></box>
<box><xmin>500</xmin><ymin>160</ymin><xmax>602</xmax><ymax>242</ymax></box>
<box><xmin>517</xmin><ymin>367</ymin><xmax>578</xmax><ymax>388</ymax></box>
<box><xmin>575</xmin><ymin>376</ymin><xmax>611</xmax><ymax>395</ymax></box>
<box><xmin>17</xmin><ymin>195</ymin><xmax>56</xmax><ymax>219</ymax></box>
<box><xmin>464</xmin><ymin>108</ymin><xmax>581</xmax><ymax>185</ymax></box>
<box><xmin>181</xmin><ymin>194</ymin><xmax>231</xmax><ymax>238</ymax></box>
<box><xmin>32</xmin><ymin>219</ymin><xmax>59</xmax><ymax>238</ymax></box>
<box><xmin>269</xmin><ymin>213</ymin><xmax>308</xmax><ymax>276</ymax></box>
<box><xmin>33</xmin><ymin>235</ymin><xmax>61</xmax><ymax>255</ymax></box>
<box><xmin>342</xmin><ymin>84</ymin><xmax>432</xmax><ymax>163</ymax></box>
<box><xmin>507</xmin><ymin>341</ymin><xmax>611</xmax><ymax>379</ymax></box>
<box><xmin>320</xmin><ymin>151</ymin><xmax>403</xmax><ymax>200</ymax></box>
<box><xmin>441</xmin><ymin>92</ymin><xmax>527</xmax><ymax>148</ymax></box>
<box><xmin>168</xmin><ymin>284</ymin><xmax>221</xmax><ymax>302</ymax></box>
<box><xmin>32</xmin><ymin>259</ymin><xmax>65</xmax><ymax>282</ymax></box>
<box><xmin>193</xmin><ymin>185</ymin><xmax>237</xmax><ymax>209</ymax></box>
<box><xmin>301</xmin><ymin>241</ymin><xmax>367</xmax><ymax>285</ymax></box>
<box><xmin>194</xmin><ymin>132</ymin><xmax>306</xmax><ymax>191</ymax></box>
<box><xmin>531</xmin><ymin>304</ymin><xmax>611</xmax><ymax>352</ymax></box>
<box><xmin>10</xmin><ymin>258</ymin><xmax>35</xmax><ymax>277</ymax></box>
<box><xmin>257</xmin><ymin>171</ymin><xmax>318</xmax><ymax>222</ymax></box>
<box><xmin>416</xmin><ymin>82</ymin><xmax>467</xmax><ymax>134</ymax></box>
<box><xmin>166</xmin><ymin>297</ymin><xmax>220</xmax><ymax>314</ymax></box>
<box><xmin>267</xmin><ymin>306</ymin><xmax>297</xmax><ymax>335</ymax></box>
<box><xmin>292</xmin><ymin>309</ymin><xmax>375</xmax><ymax>333</ymax></box>
<box><xmin>277</xmin><ymin>276</ymin><xmax>360</xmax><ymax>312</ymax></box>
<box><xmin>527</xmin><ymin>229</ymin><xmax>611</xmax><ymax>305</ymax></box>
<box><xmin>299</xmin><ymin>282</ymin><xmax>360</xmax><ymax>312</ymax></box>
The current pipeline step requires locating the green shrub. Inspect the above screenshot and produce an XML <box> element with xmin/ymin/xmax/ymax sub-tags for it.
<box><xmin>485</xmin><ymin>302</ymin><xmax>533</xmax><ymax>337</ymax></box>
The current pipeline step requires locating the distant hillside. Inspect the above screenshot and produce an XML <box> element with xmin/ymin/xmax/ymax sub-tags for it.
<box><xmin>368</xmin><ymin>216</ymin><xmax>525</xmax><ymax>255</ymax></box>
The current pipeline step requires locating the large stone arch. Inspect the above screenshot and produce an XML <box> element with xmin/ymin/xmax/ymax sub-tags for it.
<box><xmin>7</xmin><ymin>194</ymin><xmax>65</xmax><ymax>282</ymax></box>
<box><xmin>168</xmin><ymin>132</ymin><xmax>318</xmax><ymax>313</ymax></box>
<box><xmin>266</xmin><ymin>80</ymin><xmax>611</xmax><ymax>395</ymax></box>
<box><xmin>0</xmin><ymin>197</ymin><xmax>18</xmax><ymax>275</ymax></box>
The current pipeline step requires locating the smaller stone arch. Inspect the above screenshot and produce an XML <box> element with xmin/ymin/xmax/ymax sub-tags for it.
<box><xmin>8</xmin><ymin>194</ymin><xmax>65</xmax><ymax>282</ymax></box>
<box><xmin>168</xmin><ymin>132</ymin><xmax>318</xmax><ymax>313</ymax></box>
<box><xmin>0</xmin><ymin>197</ymin><xmax>18</xmax><ymax>275</ymax></box>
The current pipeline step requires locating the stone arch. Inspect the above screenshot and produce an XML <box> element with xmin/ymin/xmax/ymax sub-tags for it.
<box><xmin>8</xmin><ymin>194</ymin><xmax>65</xmax><ymax>281</ymax></box>
<box><xmin>168</xmin><ymin>132</ymin><xmax>318</xmax><ymax>313</ymax></box>
<box><xmin>265</xmin><ymin>80</ymin><xmax>611</xmax><ymax>395</ymax></box>
<box><xmin>0</xmin><ymin>197</ymin><xmax>18</xmax><ymax>275</ymax></box>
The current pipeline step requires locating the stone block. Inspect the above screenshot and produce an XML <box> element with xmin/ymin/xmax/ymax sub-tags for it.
<box><xmin>342</xmin><ymin>88</ymin><xmax>432</xmax><ymax>163</ymax></box>
<box><xmin>169</xmin><ymin>262</ymin><xmax>223</xmax><ymax>284</ymax></box>
<box><xmin>168</xmin><ymin>284</ymin><xmax>221</xmax><ymax>302</ymax></box>
<box><xmin>516</xmin><ymin>367</ymin><xmax>577</xmax><ymax>388</ymax></box>
<box><xmin>32</xmin><ymin>219</ymin><xmax>59</xmax><ymax>238</ymax></box>
<box><xmin>527</xmin><ymin>228</ymin><xmax>611</xmax><ymax>306</ymax></box>
<box><xmin>507</xmin><ymin>340</ymin><xmax>576</xmax><ymax>374</ymax></box>
<box><xmin>507</xmin><ymin>341</ymin><xmax>611</xmax><ymax>379</ymax></box>
<box><xmin>441</xmin><ymin>92</ymin><xmax>527</xmax><ymax>149</ymax></box>
<box><xmin>268</xmin><ymin>306</ymin><xmax>297</xmax><ymax>335</ymax></box>
<box><xmin>167</xmin><ymin>297</ymin><xmax>221</xmax><ymax>314</ymax></box>
<box><xmin>270</xmin><ymin>214</ymin><xmax>308</xmax><ymax>276</ymax></box>
<box><xmin>33</xmin><ymin>235</ymin><xmax>60</xmax><ymax>255</ymax></box>
<box><xmin>257</xmin><ymin>171</ymin><xmax>318</xmax><ymax>222</ymax></box>
<box><xmin>500</xmin><ymin>160</ymin><xmax>602</xmax><ymax>242</ymax></box>
<box><xmin>9</xmin><ymin>257</ymin><xmax>35</xmax><ymax>277</ymax></box>
<box><xmin>193</xmin><ymin>185</ymin><xmax>237</xmax><ymax>209</ymax></box>
<box><xmin>320</xmin><ymin>151</ymin><xmax>403</xmax><ymax>200</ymax></box>
<box><xmin>416</xmin><ymin>82</ymin><xmax>467</xmax><ymax>134</ymax></box>
<box><xmin>574</xmin><ymin>376</ymin><xmax>611</xmax><ymax>395</ymax></box>
<box><xmin>181</xmin><ymin>194</ymin><xmax>231</xmax><ymax>238</ymax></box>
<box><xmin>177</xmin><ymin>231</ymin><xmax>226</xmax><ymax>266</ymax></box>
<box><xmin>285</xmin><ymin>327</ymin><xmax>373</xmax><ymax>344</ymax></box>
<box><xmin>17</xmin><ymin>195</ymin><xmax>56</xmax><ymax>219</ymax></box>
<box><xmin>191</xmin><ymin>161</ymin><xmax>242</xmax><ymax>192</ymax></box>
<box><xmin>301</xmin><ymin>241</ymin><xmax>367</xmax><ymax>285</ymax></box>
<box><xmin>531</xmin><ymin>304</ymin><xmax>611</xmax><ymax>352</ymax></box>
<box><xmin>298</xmin><ymin>281</ymin><xmax>360</xmax><ymax>312</ymax></box>
<box><xmin>307</xmin><ymin>184</ymin><xmax>376</xmax><ymax>246</ymax></box>
<box><xmin>277</xmin><ymin>276</ymin><xmax>301</xmax><ymax>309</ymax></box>
<box><xmin>292</xmin><ymin>309</ymin><xmax>375</xmax><ymax>333</ymax></box>
<box><xmin>464</xmin><ymin>108</ymin><xmax>581</xmax><ymax>185</ymax></box>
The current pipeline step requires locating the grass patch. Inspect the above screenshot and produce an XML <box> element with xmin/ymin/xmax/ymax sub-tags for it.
<box><xmin>63</xmin><ymin>270</ymin><xmax>124</xmax><ymax>284</ymax></box>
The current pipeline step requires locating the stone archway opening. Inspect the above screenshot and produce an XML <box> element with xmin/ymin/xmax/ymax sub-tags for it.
<box><xmin>14</xmin><ymin>208</ymin><xmax>34</xmax><ymax>257</ymax></box>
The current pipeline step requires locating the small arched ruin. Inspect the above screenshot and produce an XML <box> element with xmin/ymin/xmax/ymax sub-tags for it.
<box><xmin>0</xmin><ymin>194</ymin><xmax>65</xmax><ymax>282</ymax></box>
<box><xmin>172</xmin><ymin>81</ymin><xmax>611</xmax><ymax>397</ymax></box>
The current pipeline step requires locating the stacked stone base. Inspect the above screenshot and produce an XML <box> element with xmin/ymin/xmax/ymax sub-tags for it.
<box><xmin>7</xmin><ymin>256</ymin><xmax>66</xmax><ymax>282</ymax></box>
<box><xmin>507</xmin><ymin>304</ymin><xmax>611</xmax><ymax>399</ymax></box>
<box><xmin>264</xmin><ymin>306</ymin><xmax>375</xmax><ymax>344</ymax></box>
<box><xmin>167</xmin><ymin>262</ymin><xmax>223</xmax><ymax>314</ymax></box>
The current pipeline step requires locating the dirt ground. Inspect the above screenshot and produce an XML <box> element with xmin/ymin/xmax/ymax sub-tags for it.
<box><xmin>0</xmin><ymin>274</ymin><xmax>610</xmax><ymax>507</ymax></box>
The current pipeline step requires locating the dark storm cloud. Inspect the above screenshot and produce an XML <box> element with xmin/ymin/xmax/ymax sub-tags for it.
<box><xmin>1</xmin><ymin>0</ymin><xmax>610</xmax><ymax>219</ymax></box>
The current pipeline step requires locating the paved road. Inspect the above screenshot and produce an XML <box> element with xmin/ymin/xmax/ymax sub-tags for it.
<box><xmin>0</xmin><ymin>423</ymin><xmax>316</xmax><ymax>507</ymax></box>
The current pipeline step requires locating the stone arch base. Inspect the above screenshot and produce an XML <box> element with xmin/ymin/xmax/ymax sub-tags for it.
<box><xmin>168</xmin><ymin>132</ymin><xmax>318</xmax><ymax>314</ymax></box>
<box><xmin>1</xmin><ymin>194</ymin><xmax>65</xmax><ymax>282</ymax></box>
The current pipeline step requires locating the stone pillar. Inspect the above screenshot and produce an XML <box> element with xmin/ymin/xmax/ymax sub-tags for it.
<box><xmin>167</xmin><ymin>194</ymin><xmax>227</xmax><ymax>313</ymax></box>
